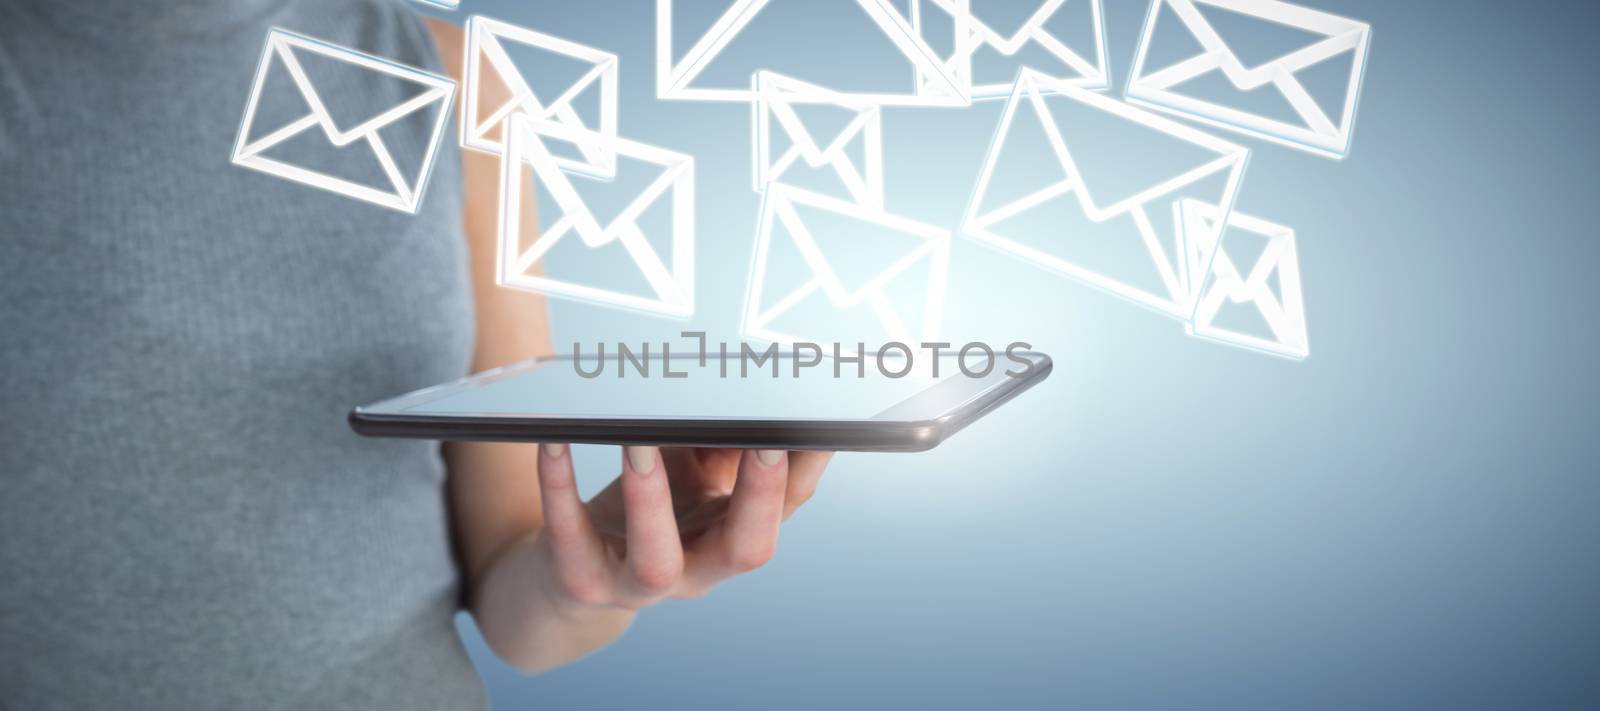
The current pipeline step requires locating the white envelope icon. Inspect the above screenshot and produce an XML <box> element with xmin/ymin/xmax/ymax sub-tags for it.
<box><xmin>752</xmin><ymin>72</ymin><xmax>884</xmax><ymax>208</ymax></box>
<box><xmin>499</xmin><ymin>113</ymin><xmax>694</xmax><ymax>318</ymax></box>
<box><xmin>743</xmin><ymin>183</ymin><xmax>951</xmax><ymax>346</ymax></box>
<box><xmin>657</xmin><ymin>0</ymin><xmax>969</xmax><ymax>106</ymax></box>
<box><xmin>1179</xmin><ymin>200</ymin><xmax>1308</xmax><ymax>359</ymax></box>
<box><xmin>463</xmin><ymin>15</ymin><xmax>619</xmax><ymax>177</ymax></box>
<box><xmin>1126</xmin><ymin>0</ymin><xmax>1372</xmax><ymax>159</ymax></box>
<box><xmin>911</xmin><ymin>0</ymin><xmax>1110</xmax><ymax>101</ymax></box>
<box><xmin>963</xmin><ymin>70</ymin><xmax>1248</xmax><ymax>319</ymax></box>
<box><xmin>231</xmin><ymin>28</ymin><xmax>455</xmax><ymax>214</ymax></box>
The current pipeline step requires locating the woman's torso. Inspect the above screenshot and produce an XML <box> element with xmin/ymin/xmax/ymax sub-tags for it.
<box><xmin>0</xmin><ymin>1</ymin><xmax>483</xmax><ymax>707</ymax></box>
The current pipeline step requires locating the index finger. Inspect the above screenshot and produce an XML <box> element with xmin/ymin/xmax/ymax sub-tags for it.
<box><xmin>536</xmin><ymin>444</ymin><xmax>611</xmax><ymax>596</ymax></box>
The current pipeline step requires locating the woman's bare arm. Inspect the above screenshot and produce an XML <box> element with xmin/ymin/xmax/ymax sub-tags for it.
<box><xmin>427</xmin><ymin>18</ymin><xmax>639</xmax><ymax>672</ymax></box>
<box><xmin>425</xmin><ymin>18</ymin><xmax>831</xmax><ymax>674</ymax></box>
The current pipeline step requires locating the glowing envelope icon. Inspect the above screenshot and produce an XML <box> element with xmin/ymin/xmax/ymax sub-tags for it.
<box><xmin>499</xmin><ymin>114</ymin><xmax>695</xmax><ymax>319</ymax></box>
<box><xmin>463</xmin><ymin>15</ymin><xmax>620</xmax><ymax>177</ymax></box>
<box><xmin>231</xmin><ymin>28</ymin><xmax>455</xmax><ymax>214</ymax></box>
<box><xmin>1126</xmin><ymin>0</ymin><xmax>1372</xmax><ymax>159</ymax></box>
<box><xmin>963</xmin><ymin>69</ymin><xmax>1248</xmax><ymax>319</ymax></box>
<box><xmin>1179</xmin><ymin>200</ymin><xmax>1309</xmax><ymax>359</ymax></box>
<box><xmin>744</xmin><ymin>183</ymin><xmax>951</xmax><ymax>346</ymax></box>
<box><xmin>752</xmin><ymin>71</ymin><xmax>885</xmax><ymax>208</ymax></box>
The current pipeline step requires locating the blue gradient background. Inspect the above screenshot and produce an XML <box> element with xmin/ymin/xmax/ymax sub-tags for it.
<box><xmin>423</xmin><ymin>1</ymin><xmax>1600</xmax><ymax>708</ymax></box>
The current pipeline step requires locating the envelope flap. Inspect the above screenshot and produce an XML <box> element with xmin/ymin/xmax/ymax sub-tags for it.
<box><xmin>476</xmin><ymin>19</ymin><xmax>616</xmax><ymax>111</ymax></box>
<box><xmin>519</xmin><ymin>200</ymin><xmax>669</xmax><ymax>302</ymax></box>
<box><xmin>780</xmin><ymin>101</ymin><xmax>871</xmax><ymax>159</ymax></box>
<box><xmin>759</xmin><ymin>73</ymin><xmax>874</xmax><ymax>158</ymax></box>
<box><xmin>662</xmin><ymin>0</ymin><xmax>966</xmax><ymax>104</ymax></box>
<box><xmin>803</xmin><ymin>209</ymin><xmax>932</xmax><ymax>298</ymax></box>
<box><xmin>1184</xmin><ymin>200</ymin><xmax>1294</xmax><ymax>298</ymax></box>
<box><xmin>1037</xmin><ymin>82</ymin><xmax>1240</xmax><ymax>216</ymax></box>
<box><xmin>1188</xmin><ymin>0</ymin><xmax>1334</xmax><ymax>73</ymax></box>
<box><xmin>774</xmin><ymin>187</ymin><xmax>944</xmax><ymax>301</ymax></box>
<box><xmin>277</xmin><ymin>36</ymin><xmax>447</xmax><ymax>140</ymax></box>
<box><xmin>563</xmin><ymin>168</ymin><xmax>673</xmax><ymax>247</ymax></box>
<box><xmin>509</xmin><ymin>114</ymin><xmax>687</xmax><ymax>250</ymax></box>
<box><xmin>1226</xmin><ymin>221</ymin><xmax>1294</xmax><ymax>295</ymax></box>
<box><xmin>1161</xmin><ymin>0</ymin><xmax>1366</xmax><ymax>92</ymax></box>
<box><xmin>964</xmin><ymin>0</ymin><xmax>1063</xmax><ymax>47</ymax></box>
<box><xmin>1214</xmin><ymin>222</ymin><xmax>1273</xmax><ymax>287</ymax></box>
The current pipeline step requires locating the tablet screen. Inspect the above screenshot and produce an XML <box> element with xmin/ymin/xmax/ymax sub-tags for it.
<box><xmin>404</xmin><ymin>353</ymin><xmax>1008</xmax><ymax>420</ymax></box>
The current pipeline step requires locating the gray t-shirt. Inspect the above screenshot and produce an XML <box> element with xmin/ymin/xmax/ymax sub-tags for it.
<box><xmin>0</xmin><ymin>1</ymin><xmax>486</xmax><ymax>707</ymax></box>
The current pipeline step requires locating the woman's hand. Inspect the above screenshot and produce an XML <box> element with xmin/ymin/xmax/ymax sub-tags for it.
<box><xmin>540</xmin><ymin>447</ymin><xmax>829</xmax><ymax>605</ymax></box>
<box><xmin>471</xmin><ymin>445</ymin><xmax>831</xmax><ymax>672</ymax></box>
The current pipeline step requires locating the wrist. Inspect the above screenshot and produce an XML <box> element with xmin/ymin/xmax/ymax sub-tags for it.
<box><xmin>472</xmin><ymin>533</ymin><xmax>637</xmax><ymax>673</ymax></box>
<box><xmin>527</xmin><ymin>536</ymin><xmax>638</xmax><ymax>627</ymax></box>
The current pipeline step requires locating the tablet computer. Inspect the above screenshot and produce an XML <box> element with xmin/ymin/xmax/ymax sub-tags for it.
<box><xmin>349</xmin><ymin>350</ymin><xmax>1051</xmax><ymax>452</ymax></box>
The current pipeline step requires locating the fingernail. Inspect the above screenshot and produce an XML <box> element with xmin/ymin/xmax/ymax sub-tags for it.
<box><xmin>541</xmin><ymin>443</ymin><xmax>567</xmax><ymax>457</ymax></box>
<box><xmin>627</xmin><ymin>446</ymin><xmax>658</xmax><ymax>476</ymax></box>
<box><xmin>757</xmin><ymin>449</ymin><xmax>784</xmax><ymax>466</ymax></box>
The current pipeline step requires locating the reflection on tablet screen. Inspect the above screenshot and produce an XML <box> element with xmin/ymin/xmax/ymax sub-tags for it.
<box><xmin>408</xmin><ymin>355</ymin><xmax>952</xmax><ymax>420</ymax></box>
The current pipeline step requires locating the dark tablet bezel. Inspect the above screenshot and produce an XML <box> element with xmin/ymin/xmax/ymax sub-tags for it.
<box><xmin>348</xmin><ymin>352</ymin><xmax>1051</xmax><ymax>452</ymax></box>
